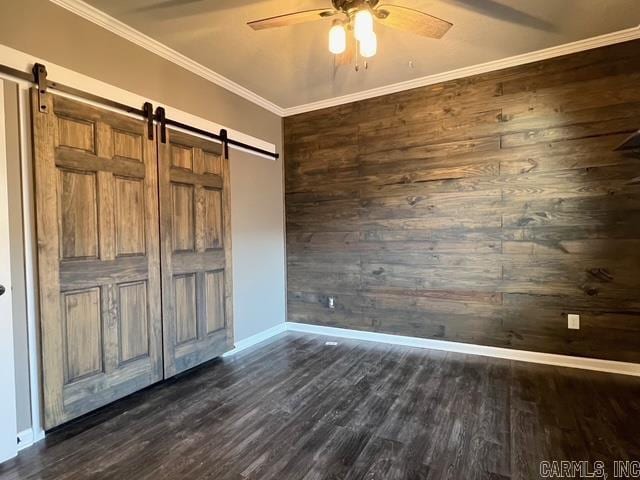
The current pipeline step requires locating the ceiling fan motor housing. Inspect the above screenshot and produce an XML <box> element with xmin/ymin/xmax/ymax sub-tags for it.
<box><xmin>332</xmin><ymin>0</ymin><xmax>380</xmax><ymax>14</ymax></box>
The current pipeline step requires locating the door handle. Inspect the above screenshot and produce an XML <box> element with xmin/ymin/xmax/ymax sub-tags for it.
<box><xmin>0</xmin><ymin>285</ymin><xmax>5</xmax><ymax>296</ymax></box>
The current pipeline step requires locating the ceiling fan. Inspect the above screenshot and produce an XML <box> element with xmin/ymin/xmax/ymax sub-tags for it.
<box><xmin>247</xmin><ymin>0</ymin><xmax>453</xmax><ymax>68</ymax></box>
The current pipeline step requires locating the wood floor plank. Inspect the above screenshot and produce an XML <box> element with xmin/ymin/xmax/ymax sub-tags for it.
<box><xmin>1</xmin><ymin>332</ymin><xmax>639</xmax><ymax>480</ymax></box>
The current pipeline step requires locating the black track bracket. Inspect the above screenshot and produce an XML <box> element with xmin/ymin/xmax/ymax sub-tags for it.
<box><xmin>155</xmin><ymin>106</ymin><xmax>167</xmax><ymax>143</ymax></box>
<box><xmin>32</xmin><ymin>63</ymin><xmax>48</xmax><ymax>114</ymax></box>
<box><xmin>220</xmin><ymin>129</ymin><xmax>229</xmax><ymax>159</ymax></box>
<box><xmin>143</xmin><ymin>102</ymin><xmax>154</xmax><ymax>140</ymax></box>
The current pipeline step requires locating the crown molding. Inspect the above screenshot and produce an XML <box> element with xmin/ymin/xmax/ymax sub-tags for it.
<box><xmin>48</xmin><ymin>0</ymin><xmax>286</xmax><ymax>116</ymax></box>
<box><xmin>47</xmin><ymin>0</ymin><xmax>639</xmax><ymax>119</ymax></box>
<box><xmin>282</xmin><ymin>25</ymin><xmax>640</xmax><ymax>116</ymax></box>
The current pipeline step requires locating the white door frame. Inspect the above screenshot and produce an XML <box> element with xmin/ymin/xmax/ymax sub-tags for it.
<box><xmin>17</xmin><ymin>82</ymin><xmax>45</xmax><ymax>446</ymax></box>
<box><xmin>0</xmin><ymin>80</ymin><xmax>18</xmax><ymax>463</ymax></box>
<box><xmin>0</xmin><ymin>73</ymin><xmax>45</xmax><ymax>449</ymax></box>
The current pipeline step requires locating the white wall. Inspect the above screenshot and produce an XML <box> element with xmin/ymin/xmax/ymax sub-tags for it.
<box><xmin>230</xmin><ymin>150</ymin><xmax>286</xmax><ymax>341</ymax></box>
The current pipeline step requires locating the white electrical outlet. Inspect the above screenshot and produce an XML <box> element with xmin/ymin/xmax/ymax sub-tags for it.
<box><xmin>568</xmin><ymin>314</ymin><xmax>580</xmax><ymax>330</ymax></box>
<box><xmin>327</xmin><ymin>296</ymin><xmax>336</xmax><ymax>309</ymax></box>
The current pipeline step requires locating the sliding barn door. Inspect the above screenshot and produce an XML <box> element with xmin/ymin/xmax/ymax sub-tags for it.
<box><xmin>32</xmin><ymin>90</ymin><xmax>163</xmax><ymax>429</ymax></box>
<box><xmin>158</xmin><ymin>128</ymin><xmax>233</xmax><ymax>377</ymax></box>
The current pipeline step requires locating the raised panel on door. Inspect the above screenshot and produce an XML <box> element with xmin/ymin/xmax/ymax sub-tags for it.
<box><xmin>58</xmin><ymin>169</ymin><xmax>99</xmax><ymax>260</ymax></box>
<box><xmin>114</xmin><ymin>176</ymin><xmax>146</xmax><ymax>257</ymax></box>
<box><xmin>62</xmin><ymin>288</ymin><xmax>102</xmax><ymax>382</ymax></box>
<box><xmin>32</xmin><ymin>90</ymin><xmax>163</xmax><ymax>429</ymax></box>
<box><xmin>159</xmin><ymin>128</ymin><xmax>234</xmax><ymax>377</ymax></box>
<box><xmin>118</xmin><ymin>281</ymin><xmax>150</xmax><ymax>363</ymax></box>
<box><xmin>174</xmin><ymin>273</ymin><xmax>198</xmax><ymax>344</ymax></box>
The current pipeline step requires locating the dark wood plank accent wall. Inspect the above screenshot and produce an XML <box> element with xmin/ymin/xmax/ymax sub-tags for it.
<box><xmin>284</xmin><ymin>40</ymin><xmax>640</xmax><ymax>363</ymax></box>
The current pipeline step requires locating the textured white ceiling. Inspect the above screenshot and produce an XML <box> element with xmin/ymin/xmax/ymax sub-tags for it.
<box><xmin>84</xmin><ymin>0</ymin><xmax>640</xmax><ymax>109</ymax></box>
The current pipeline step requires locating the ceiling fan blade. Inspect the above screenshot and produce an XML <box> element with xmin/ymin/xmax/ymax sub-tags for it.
<box><xmin>375</xmin><ymin>4</ymin><xmax>452</xmax><ymax>39</ymax></box>
<box><xmin>248</xmin><ymin>9</ymin><xmax>337</xmax><ymax>30</ymax></box>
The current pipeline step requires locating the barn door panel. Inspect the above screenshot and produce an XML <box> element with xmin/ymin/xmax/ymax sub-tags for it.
<box><xmin>32</xmin><ymin>90</ymin><xmax>163</xmax><ymax>429</ymax></box>
<box><xmin>158</xmin><ymin>128</ymin><xmax>233</xmax><ymax>377</ymax></box>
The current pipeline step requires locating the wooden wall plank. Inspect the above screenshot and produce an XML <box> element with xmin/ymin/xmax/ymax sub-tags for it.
<box><xmin>284</xmin><ymin>39</ymin><xmax>640</xmax><ymax>363</ymax></box>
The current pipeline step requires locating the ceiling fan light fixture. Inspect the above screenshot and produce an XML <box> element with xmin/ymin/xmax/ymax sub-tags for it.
<box><xmin>354</xmin><ymin>9</ymin><xmax>374</xmax><ymax>41</ymax></box>
<box><xmin>329</xmin><ymin>21</ymin><xmax>347</xmax><ymax>54</ymax></box>
<box><xmin>247</xmin><ymin>2</ymin><xmax>453</xmax><ymax>70</ymax></box>
<box><xmin>359</xmin><ymin>31</ymin><xmax>377</xmax><ymax>58</ymax></box>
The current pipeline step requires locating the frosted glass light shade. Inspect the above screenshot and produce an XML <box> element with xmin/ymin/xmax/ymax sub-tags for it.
<box><xmin>354</xmin><ymin>9</ymin><xmax>374</xmax><ymax>41</ymax></box>
<box><xmin>359</xmin><ymin>31</ymin><xmax>377</xmax><ymax>58</ymax></box>
<box><xmin>329</xmin><ymin>23</ymin><xmax>346</xmax><ymax>54</ymax></box>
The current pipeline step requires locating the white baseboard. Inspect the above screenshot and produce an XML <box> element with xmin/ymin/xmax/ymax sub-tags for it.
<box><xmin>16</xmin><ymin>428</ymin><xmax>32</xmax><ymax>451</ymax></box>
<box><xmin>221</xmin><ymin>321</ymin><xmax>640</xmax><ymax>376</ymax></box>
<box><xmin>33</xmin><ymin>427</ymin><xmax>45</xmax><ymax>443</ymax></box>
<box><xmin>16</xmin><ymin>426</ymin><xmax>45</xmax><ymax>451</ymax></box>
<box><xmin>286</xmin><ymin>322</ymin><xmax>640</xmax><ymax>378</ymax></box>
<box><xmin>223</xmin><ymin>323</ymin><xmax>288</xmax><ymax>357</ymax></box>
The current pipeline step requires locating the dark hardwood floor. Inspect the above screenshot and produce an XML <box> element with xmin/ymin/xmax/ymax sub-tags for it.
<box><xmin>2</xmin><ymin>332</ymin><xmax>639</xmax><ymax>480</ymax></box>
